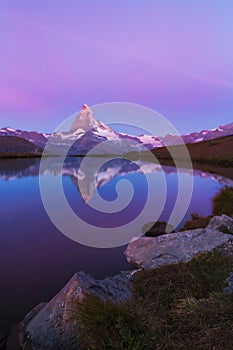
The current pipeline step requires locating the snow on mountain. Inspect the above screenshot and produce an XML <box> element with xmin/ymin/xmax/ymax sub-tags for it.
<box><xmin>48</xmin><ymin>104</ymin><xmax>163</xmax><ymax>155</ymax></box>
<box><xmin>71</xmin><ymin>104</ymin><xmax>117</xmax><ymax>136</ymax></box>
<box><xmin>157</xmin><ymin>122</ymin><xmax>233</xmax><ymax>146</ymax></box>
<box><xmin>0</xmin><ymin>105</ymin><xmax>232</xmax><ymax>155</ymax></box>
<box><xmin>119</xmin><ymin>133</ymin><xmax>163</xmax><ymax>148</ymax></box>
<box><xmin>0</xmin><ymin>127</ymin><xmax>49</xmax><ymax>148</ymax></box>
<box><xmin>47</xmin><ymin>104</ymin><xmax>124</xmax><ymax>155</ymax></box>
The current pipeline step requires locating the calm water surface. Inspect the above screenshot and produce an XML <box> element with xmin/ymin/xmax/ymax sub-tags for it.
<box><xmin>0</xmin><ymin>158</ymin><xmax>232</xmax><ymax>335</ymax></box>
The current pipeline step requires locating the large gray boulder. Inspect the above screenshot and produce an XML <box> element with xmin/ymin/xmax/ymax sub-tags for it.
<box><xmin>125</xmin><ymin>215</ymin><xmax>233</xmax><ymax>269</ymax></box>
<box><xmin>19</xmin><ymin>271</ymin><xmax>132</xmax><ymax>350</ymax></box>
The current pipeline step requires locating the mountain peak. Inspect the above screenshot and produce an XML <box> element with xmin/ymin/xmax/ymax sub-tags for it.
<box><xmin>81</xmin><ymin>104</ymin><xmax>88</xmax><ymax>110</ymax></box>
<box><xmin>69</xmin><ymin>105</ymin><xmax>118</xmax><ymax>138</ymax></box>
<box><xmin>70</xmin><ymin>104</ymin><xmax>99</xmax><ymax>133</ymax></box>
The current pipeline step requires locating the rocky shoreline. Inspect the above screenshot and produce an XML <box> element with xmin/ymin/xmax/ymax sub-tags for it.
<box><xmin>4</xmin><ymin>215</ymin><xmax>233</xmax><ymax>350</ymax></box>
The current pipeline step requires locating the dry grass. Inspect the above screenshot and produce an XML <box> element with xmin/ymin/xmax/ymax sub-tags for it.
<box><xmin>151</xmin><ymin>134</ymin><xmax>233</xmax><ymax>167</ymax></box>
<box><xmin>212</xmin><ymin>186</ymin><xmax>233</xmax><ymax>217</ymax></box>
<box><xmin>71</xmin><ymin>251</ymin><xmax>233</xmax><ymax>349</ymax></box>
<box><xmin>180</xmin><ymin>213</ymin><xmax>212</xmax><ymax>231</ymax></box>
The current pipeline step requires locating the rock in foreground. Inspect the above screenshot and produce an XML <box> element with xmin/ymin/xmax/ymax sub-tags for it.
<box><xmin>19</xmin><ymin>271</ymin><xmax>132</xmax><ymax>350</ymax></box>
<box><xmin>125</xmin><ymin>215</ymin><xmax>233</xmax><ymax>269</ymax></box>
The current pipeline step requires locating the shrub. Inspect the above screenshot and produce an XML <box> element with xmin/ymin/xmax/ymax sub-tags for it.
<box><xmin>190</xmin><ymin>212</ymin><xmax>200</xmax><ymax>220</ymax></box>
<box><xmin>142</xmin><ymin>221</ymin><xmax>175</xmax><ymax>237</ymax></box>
<box><xmin>72</xmin><ymin>295</ymin><xmax>151</xmax><ymax>350</ymax></box>
<box><xmin>212</xmin><ymin>186</ymin><xmax>233</xmax><ymax>217</ymax></box>
<box><xmin>180</xmin><ymin>214</ymin><xmax>212</xmax><ymax>231</ymax></box>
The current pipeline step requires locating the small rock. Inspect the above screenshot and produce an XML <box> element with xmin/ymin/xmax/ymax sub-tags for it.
<box><xmin>206</xmin><ymin>214</ymin><xmax>233</xmax><ymax>234</ymax></box>
<box><xmin>142</xmin><ymin>221</ymin><xmax>175</xmax><ymax>237</ymax></box>
<box><xmin>223</xmin><ymin>272</ymin><xmax>233</xmax><ymax>295</ymax></box>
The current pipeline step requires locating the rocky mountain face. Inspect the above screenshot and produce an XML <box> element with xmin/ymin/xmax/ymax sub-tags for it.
<box><xmin>70</xmin><ymin>104</ymin><xmax>116</xmax><ymax>135</ymax></box>
<box><xmin>0</xmin><ymin>136</ymin><xmax>43</xmax><ymax>156</ymax></box>
<box><xmin>0</xmin><ymin>128</ymin><xmax>48</xmax><ymax>148</ymax></box>
<box><xmin>0</xmin><ymin>105</ymin><xmax>232</xmax><ymax>155</ymax></box>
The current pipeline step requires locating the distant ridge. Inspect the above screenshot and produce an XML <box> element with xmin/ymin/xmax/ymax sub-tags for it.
<box><xmin>0</xmin><ymin>136</ymin><xmax>43</xmax><ymax>157</ymax></box>
<box><xmin>151</xmin><ymin>134</ymin><xmax>233</xmax><ymax>167</ymax></box>
<box><xmin>0</xmin><ymin>105</ymin><xmax>232</xmax><ymax>156</ymax></box>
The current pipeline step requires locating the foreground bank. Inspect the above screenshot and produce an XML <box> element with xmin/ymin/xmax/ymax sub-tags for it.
<box><xmin>5</xmin><ymin>215</ymin><xmax>233</xmax><ymax>350</ymax></box>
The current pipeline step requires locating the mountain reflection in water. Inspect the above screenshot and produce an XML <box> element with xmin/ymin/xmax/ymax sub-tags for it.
<box><xmin>1</xmin><ymin>157</ymin><xmax>233</xmax><ymax>202</ymax></box>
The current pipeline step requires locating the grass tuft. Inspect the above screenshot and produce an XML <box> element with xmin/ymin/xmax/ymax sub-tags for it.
<box><xmin>180</xmin><ymin>214</ymin><xmax>212</xmax><ymax>231</ymax></box>
<box><xmin>72</xmin><ymin>295</ymin><xmax>151</xmax><ymax>350</ymax></box>
<box><xmin>212</xmin><ymin>186</ymin><xmax>233</xmax><ymax>217</ymax></box>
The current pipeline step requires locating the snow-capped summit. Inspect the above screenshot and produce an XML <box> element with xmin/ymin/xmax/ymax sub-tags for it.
<box><xmin>70</xmin><ymin>104</ymin><xmax>117</xmax><ymax>137</ymax></box>
<box><xmin>70</xmin><ymin>104</ymin><xmax>99</xmax><ymax>133</ymax></box>
<box><xmin>48</xmin><ymin>105</ymin><xmax>122</xmax><ymax>155</ymax></box>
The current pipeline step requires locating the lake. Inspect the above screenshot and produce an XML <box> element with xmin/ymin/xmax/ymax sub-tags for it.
<box><xmin>0</xmin><ymin>157</ymin><xmax>232</xmax><ymax>335</ymax></box>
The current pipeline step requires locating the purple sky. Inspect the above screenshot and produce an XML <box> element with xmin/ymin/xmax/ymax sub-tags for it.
<box><xmin>0</xmin><ymin>1</ymin><xmax>233</xmax><ymax>134</ymax></box>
